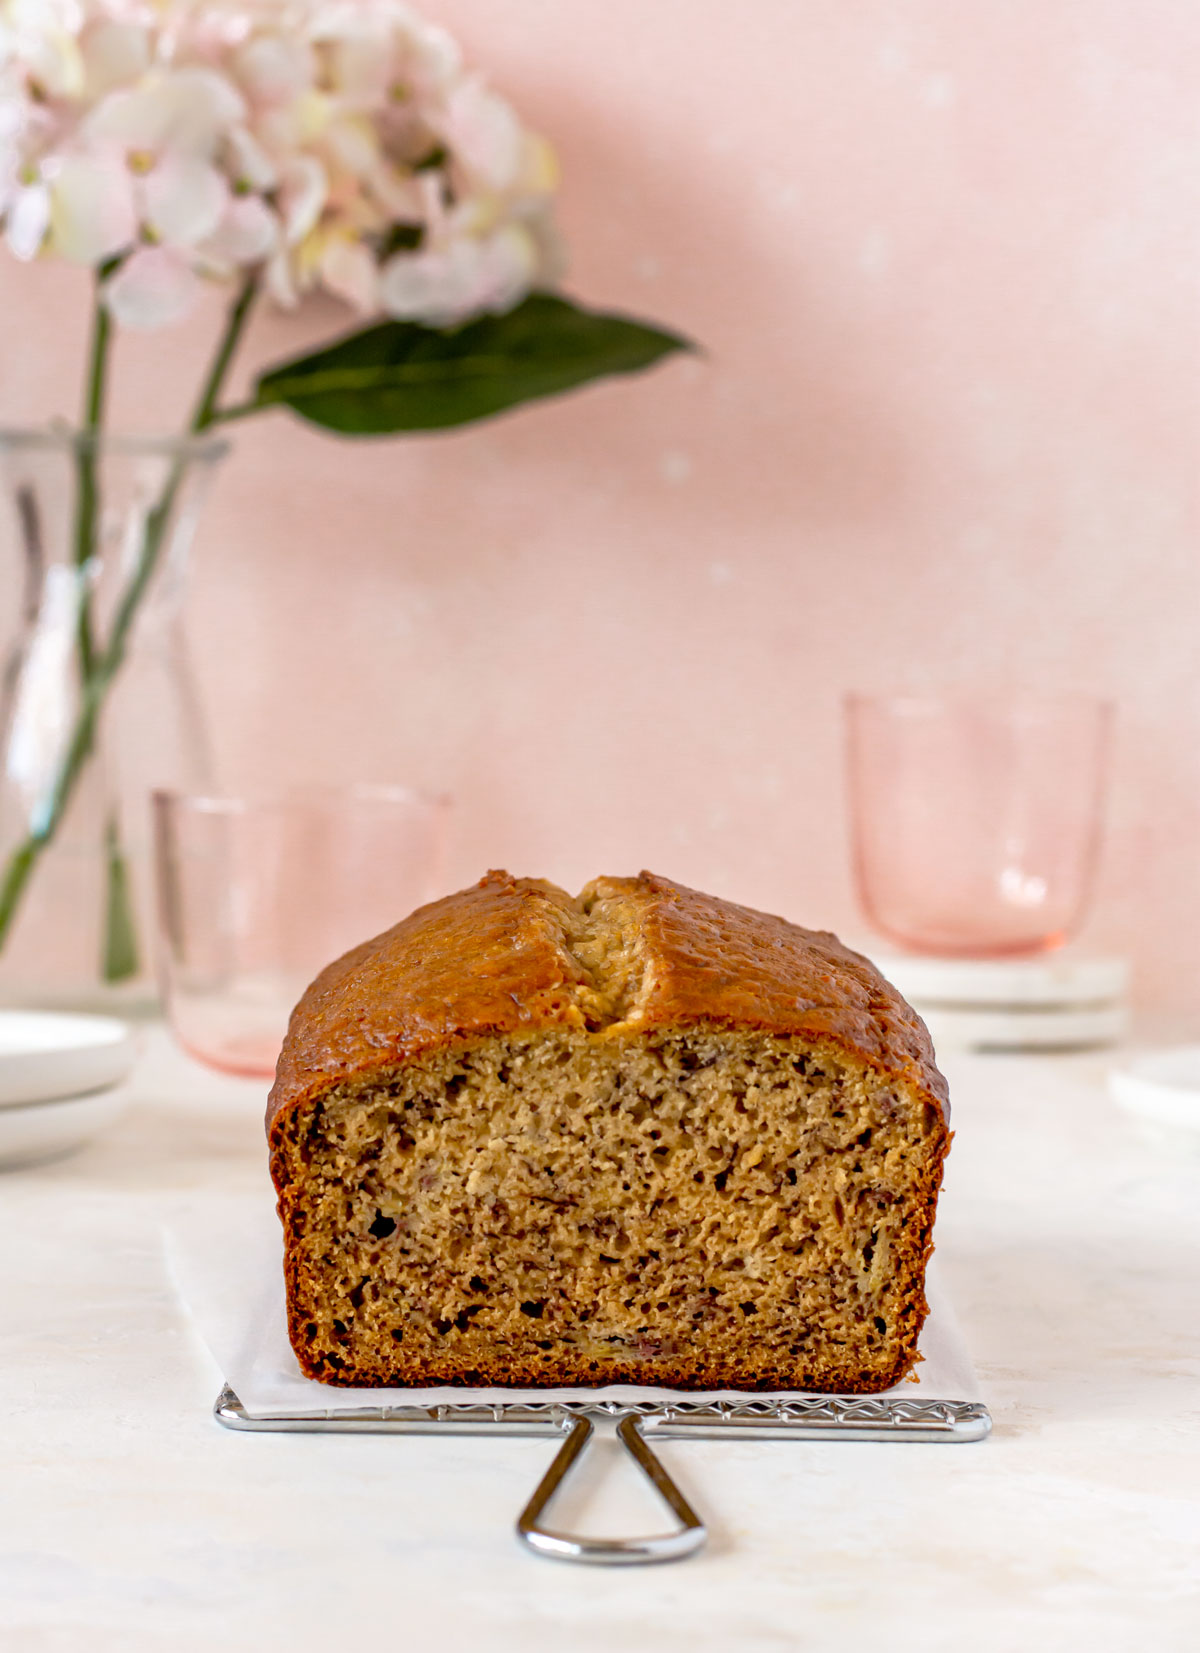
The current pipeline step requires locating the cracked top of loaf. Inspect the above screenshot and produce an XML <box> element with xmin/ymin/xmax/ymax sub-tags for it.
<box><xmin>267</xmin><ymin>870</ymin><xmax>948</xmax><ymax>1134</ymax></box>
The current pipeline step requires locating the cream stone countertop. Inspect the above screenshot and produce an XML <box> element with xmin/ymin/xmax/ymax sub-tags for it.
<box><xmin>3</xmin><ymin>1027</ymin><xmax>1198</xmax><ymax>1651</ymax></box>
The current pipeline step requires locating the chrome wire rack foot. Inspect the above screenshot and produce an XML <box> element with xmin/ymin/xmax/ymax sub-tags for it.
<box><xmin>516</xmin><ymin>1414</ymin><xmax>706</xmax><ymax>1565</ymax></box>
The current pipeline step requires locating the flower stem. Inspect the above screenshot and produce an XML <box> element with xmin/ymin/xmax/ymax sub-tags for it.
<box><xmin>0</xmin><ymin>271</ymin><xmax>261</xmax><ymax>967</ymax></box>
<box><xmin>74</xmin><ymin>264</ymin><xmax>118</xmax><ymax>676</ymax></box>
<box><xmin>75</xmin><ymin>276</ymin><xmax>142</xmax><ymax>982</ymax></box>
<box><xmin>193</xmin><ymin>272</ymin><xmax>259</xmax><ymax>432</ymax></box>
<box><xmin>74</xmin><ymin>280</ymin><xmax>109</xmax><ymax>681</ymax></box>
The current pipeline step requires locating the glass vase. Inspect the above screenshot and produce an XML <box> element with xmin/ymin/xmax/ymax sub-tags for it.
<box><xmin>0</xmin><ymin>429</ymin><xmax>226</xmax><ymax>1011</ymax></box>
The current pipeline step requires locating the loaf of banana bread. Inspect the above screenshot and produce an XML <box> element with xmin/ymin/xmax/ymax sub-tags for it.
<box><xmin>267</xmin><ymin>870</ymin><xmax>950</xmax><ymax>1393</ymax></box>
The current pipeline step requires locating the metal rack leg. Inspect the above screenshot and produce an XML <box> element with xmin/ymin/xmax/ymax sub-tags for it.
<box><xmin>515</xmin><ymin>1413</ymin><xmax>707</xmax><ymax>1566</ymax></box>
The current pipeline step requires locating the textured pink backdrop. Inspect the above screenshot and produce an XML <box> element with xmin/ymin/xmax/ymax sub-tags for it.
<box><xmin>1</xmin><ymin>1</ymin><xmax>1198</xmax><ymax>1026</ymax></box>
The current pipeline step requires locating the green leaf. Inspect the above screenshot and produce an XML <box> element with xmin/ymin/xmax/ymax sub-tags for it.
<box><xmin>235</xmin><ymin>293</ymin><xmax>693</xmax><ymax>435</ymax></box>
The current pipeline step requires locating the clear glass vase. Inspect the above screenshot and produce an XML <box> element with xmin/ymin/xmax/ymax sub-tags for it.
<box><xmin>0</xmin><ymin>429</ymin><xmax>226</xmax><ymax>1011</ymax></box>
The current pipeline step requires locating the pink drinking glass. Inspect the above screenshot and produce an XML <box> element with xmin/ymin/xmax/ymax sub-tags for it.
<box><xmin>153</xmin><ymin>784</ymin><xmax>451</xmax><ymax>1077</ymax></box>
<box><xmin>844</xmin><ymin>694</ymin><xmax>1112</xmax><ymax>958</ymax></box>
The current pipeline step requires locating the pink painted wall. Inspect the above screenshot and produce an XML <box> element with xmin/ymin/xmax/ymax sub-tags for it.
<box><xmin>2</xmin><ymin>1</ymin><xmax>1198</xmax><ymax>1027</ymax></box>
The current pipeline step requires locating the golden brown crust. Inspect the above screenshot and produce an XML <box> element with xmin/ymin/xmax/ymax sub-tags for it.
<box><xmin>267</xmin><ymin>869</ymin><xmax>948</xmax><ymax>1140</ymax></box>
<box><xmin>267</xmin><ymin>870</ymin><xmax>585</xmax><ymax>1136</ymax></box>
<box><xmin>592</xmin><ymin>871</ymin><xmax>948</xmax><ymax>1114</ymax></box>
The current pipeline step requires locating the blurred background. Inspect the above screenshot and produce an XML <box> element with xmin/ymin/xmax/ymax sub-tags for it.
<box><xmin>1</xmin><ymin>0</ymin><xmax>1197</xmax><ymax>1030</ymax></box>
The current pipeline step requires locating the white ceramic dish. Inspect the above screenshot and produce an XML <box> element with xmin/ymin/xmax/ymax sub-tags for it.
<box><xmin>1109</xmin><ymin>1046</ymin><xmax>1200</xmax><ymax>1154</ymax></box>
<box><xmin>0</xmin><ymin>1011</ymin><xmax>136</xmax><ymax>1108</ymax></box>
<box><xmin>0</xmin><ymin>1087</ymin><xmax>129</xmax><ymax>1171</ymax></box>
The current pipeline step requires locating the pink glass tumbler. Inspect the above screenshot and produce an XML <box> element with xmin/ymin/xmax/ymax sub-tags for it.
<box><xmin>845</xmin><ymin>694</ymin><xmax>1112</xmax><ymax>958</ymax></box>
<box><xmin>154</xmin><ymin>785</ymin><xmax>450</xmax><ymax>1077</ymax></box>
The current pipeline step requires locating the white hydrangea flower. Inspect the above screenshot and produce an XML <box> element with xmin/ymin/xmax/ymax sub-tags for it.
<box><xmin>0</xmin><ymin>0</ymin><xmax>563</xmax><ymax>330</ymax></box>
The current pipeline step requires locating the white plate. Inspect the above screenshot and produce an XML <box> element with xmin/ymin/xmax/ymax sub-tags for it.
<box><xmin>0</xmin><ymin>1010</ymin><xmax>136</xmax><ymax>1108</ymax></box>
<box><xmin>1109</xmin><ymin>1046</ymin><xmax>1200</xmax><ymax>1153</ymax></box>
<box><xmin>0</xmin><ymin>1088</ymin><xmax>128</xmax><ymax>1171</ymax></box>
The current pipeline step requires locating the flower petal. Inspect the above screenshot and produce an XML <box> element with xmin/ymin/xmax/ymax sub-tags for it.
<box><xmin>324</xmin><ymin>112</ymin><xmax>379</xmax><ymax>180</ymax></box>
<box><xmin>278</xmin><ymin>155</ymin><xmax>325</xmax><ymax>245</ymax></box>
<box><xmin>151</xmin><ymin>68</ymin><xmax>247</xmax><ymax>153</ymax></box>
<box><xmin>319</xmin><ymin>235</ymin><xmax>378</xmax><ymax>312</ymax></box>
<box><xmin>392</xmin><ymin>18</ymin><xmax>462</xmax><ymax>97</ymax></box>
<box><xmin>379</xmin><ymin>246</ymin><xmax>449</xmax><ymax>324</ymax></box>
<box><xmin>5</xmin><ymin>180</ymin><xmax>49</xmax><ymax>260</ymax></box>
<box><xmin>0</xmin><ymin>93</ymin><xmax>24</xmax><ymax>148</ymax></box>
<box><xmin>411</xmin><ymin>21</ymin><xmax>463</xmax><ymax>89</ymax></box>
<box><xmin>379</xmin><ymin>237</ymin><xmax>488</xmax><ymax>327</ymax></box>
<box><xmin>234</xmin><ymin>33</ymin><xmax>314</xmax><ymax>106</ymax></box>
<box><xmin>86</xmin><ymin>69</ymin><xmax>244</xmax><ymax>159</ymax></box>
<box><xmin>265</xmin><ymin>246</ymin><xmax>299</xmax><ymax>309</ymax></box>
<box><xmin>381</xmin><ymin>225</ymin><xmax>537</xmax><ymax>326</ymax></box>
<box><xmin>363</xmin><ymin>159</ymin><xmax>424</xmax><ymax>221</ymax></box>
<box><xmin>103</xmin><ymin>245</ymin><xmax>201</xmax><ymax>330</ymax></box>
<box><xmin>49</xmin><ymin>155</ymin><xmax>137</xmax><ymax>264</ymax></box>
<box><xmin>140</xmin><ymin>152</ymin><xmax>227</xmax><ymax>246</ymax></box>
<box><xmin>22</xmin><ymin>21</ymin><xmax>84</xmax><ymax>100</ymax></box>
<box><xmin>415</xmin><ymin>169</ymin><xmax>447</xmax><ymax>239</ymax></box>
<box><xmin>226</xmin><ymin>124</ymin><xmax>278</xmax><ymax>192</ymax></box>
<box><xmin>474</xmin><ymin>223</ymin><xmax>538</xmax><ymax>314</ymax></box>
<box><xmin>322</xmin><ymin>27</ymin><xmax>392</xmax><ymax>108</ymax></box>
<box><xmin>435</xmin><ymin>79</ymin><xmax>522</xmax><ymax>195</ymax></box>
<box><xmin>200</xmin><ymin>193</ymin><xmax>277</xmax><ymax>268</ymax></box>
<box><xmin>81</xmin><ymin>21</ymin><xmax>150</xmax><ymax>98</ymax></box>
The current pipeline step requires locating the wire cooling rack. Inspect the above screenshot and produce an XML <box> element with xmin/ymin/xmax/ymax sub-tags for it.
<box><xmin>215</xmin><ymin>1384</ymin><xmax>991</xmax><ymax>1566</ymax></box>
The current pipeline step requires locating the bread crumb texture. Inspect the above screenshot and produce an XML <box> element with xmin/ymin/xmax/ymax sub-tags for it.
<box><xmin>269</xmin><ymin>871</ymin><xmax>950</xmax><ymax>1393</ymax></box>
